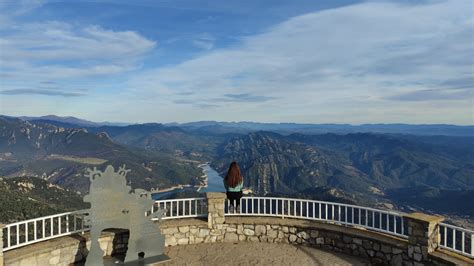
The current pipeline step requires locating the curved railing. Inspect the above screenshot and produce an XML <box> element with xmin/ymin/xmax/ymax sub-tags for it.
<box><xmin>2</xmin><ymin>210</ymin><xmax>88</xmax><ymax>252</ymax></box>
<box><xmin>1</xmin><ymin>197</ymin><xmax>207</xmax><ymax>251</ymax></box>
<box><xmin>224</xmin><ymin>197</ymin><xmax>408</xmax><ymax>239</ymax></box>
<box><xmin>2</xmin><ymin>196</ymin><xmax>473</xmax><ymax>259</ymax></box>
<box><xmin>440</xmin><ymin>223</ymin><xmax>474</xmax><ymax>259</ymax></box>
<box><xmin>151</xmin><ymin>197</ymin><xmax>207</xmax><ymax>220</ymax></box>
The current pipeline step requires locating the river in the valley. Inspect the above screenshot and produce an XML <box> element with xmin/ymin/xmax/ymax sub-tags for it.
<box><xmin>151</xmin><ymin>163</ymin><xmax>225</xmax><ymax>200</ymax></box>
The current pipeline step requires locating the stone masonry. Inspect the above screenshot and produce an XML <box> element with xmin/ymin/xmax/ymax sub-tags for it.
<box><xmin>3</xmin><ymin>193</ymin><xmax>473</xmax><ymax>265</ymax></box>
<box><xmin>404</xmin><ymin>212</ymin><xmax>444</xmax><ymax>263</ymax></box>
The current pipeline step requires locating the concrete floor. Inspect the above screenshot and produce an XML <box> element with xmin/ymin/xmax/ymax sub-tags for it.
<box><xmin>161</xmin><ymin>242</ymin><xmax>369</xmax><ymax>266</ymax></box>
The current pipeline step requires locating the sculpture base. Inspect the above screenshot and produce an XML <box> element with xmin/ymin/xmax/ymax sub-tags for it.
<box><xmin>103</xmin><ymin>254</ymin><xmax>171</xmax><ymax>265</ymax></box>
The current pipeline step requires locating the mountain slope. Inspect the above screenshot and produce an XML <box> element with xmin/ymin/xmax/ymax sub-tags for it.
<box><xmin>287</xmin><ymin>133</ymin><xmax>474</xmax><ymax>190</ymax></box>
<box><xmin>213</xmin><ymin>132</ymin><xmax>374</xmax><ymax>198</ymax></box>
<box><xmin>213</xmin><ymin>132</ymin><xmax>474</xmax><ymax>212</ymax></box>
<box><xmin>0</xmin><ymin>116</ymin><xmax>202</xmax><ymax>193</ymax></box>
<box><xmin>0</xmin><ymin>176</ymin><xmax>89</xmax><ymax>223</ymax></box>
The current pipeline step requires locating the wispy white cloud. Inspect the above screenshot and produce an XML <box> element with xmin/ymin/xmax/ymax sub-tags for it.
<box><xmin>0</xmin><ymin>88</ymin><xmax>86</xmax><ymax>97</ymax></box>
<box><xmin>1</xmin><ymin>0</ymin><xmax>472</xmax><ymax>124</ymax></box>
<box><xmin>124</xmin><ymin>0</ymin><xmax>473</xmax><ymax>124</ymax></box>
<box><xmin>0</xmin><ymin>5</ymin><xmax>156</xmax><ymax>98</ymax></box>
<box><xmin>192</xmin><ymin>33</ymin><xmax>216</xmax><ymax>50</ymax></box>
<box><xmin>1</xmin><ymin>22</ymin><xmax>155</xmax><ymax>78</ymax></box>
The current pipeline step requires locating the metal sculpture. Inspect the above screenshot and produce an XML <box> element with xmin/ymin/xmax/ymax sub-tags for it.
<box><xmin>83</xmin><ymin>165</ymin><xmax>166</xmax><ymax>265</ymax></box>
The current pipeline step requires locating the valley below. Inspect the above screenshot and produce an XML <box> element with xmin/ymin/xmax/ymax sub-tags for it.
<box><xmin>1</xmin><ymin>115</ymin><xmax>473</xmax><ymax>228</ymax></box>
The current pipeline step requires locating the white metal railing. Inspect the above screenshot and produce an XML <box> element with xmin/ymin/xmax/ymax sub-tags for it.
<box><xmin>440</xmin><ymin>223</ymin><xmax>474</xmax><ymax>259</ymax></box>
<box><xmin>3</xmin><ymin>196</ymin><xmax>474</xmax><ymax>260</ymax></box>
<box><xmin>151</xmin><ymin>197</ymin><xmax>207</xmax><ymax>220</ymax></box>
<box><xmin>2</xmin><ymin>210</ymin><xmax>89</xmax><ymax>252</ymax></box>
<box><xmin>2</xmin><ymin>198</ymin><xmax>207</xmax><ymax>251</ymax></box>
<box><xmin>225</xmin><ymin>197</ymin><xmax>408</xmax><ymax>239</ymax></box>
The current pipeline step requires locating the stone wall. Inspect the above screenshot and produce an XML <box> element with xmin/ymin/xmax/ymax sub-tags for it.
<box><xmin>3</xmin><ymin>229</ymin><xmax>128</xmax><ymax>266</ymax></box>
<box><xmin>3</xmin><ymin>193</ymin><xmax>473</xmax><ymax>265</ymax></box>
<box><xmin>159</xmin><ymin>217</ymin><xmax>469</xmax><ymax>266</ymax></box>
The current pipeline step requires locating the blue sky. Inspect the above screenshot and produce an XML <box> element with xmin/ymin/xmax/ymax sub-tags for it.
<box><xmin>0</xmin><ymin>0</ymin><xmax>472</xmax><ymax>124</ymax></box>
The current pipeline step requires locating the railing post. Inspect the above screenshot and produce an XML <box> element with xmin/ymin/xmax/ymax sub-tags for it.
<box><xmin>206</xmin><ymin>192</ymin><xmax>226</xmax><ymax>229</ymax></box>
<box><xmin>0</xmin><ymin>223</ymin><xmax>4</xmax><ymax>266</ymax></box>
<box><xmin>471</xmin><ymin>233</ymin><xmax>474</xmax><ymax>258</ymax></box>
<box><xmin>404</xmin><ymin>212</ymin><xmax>444</xmax><ymax>262</ymax></box>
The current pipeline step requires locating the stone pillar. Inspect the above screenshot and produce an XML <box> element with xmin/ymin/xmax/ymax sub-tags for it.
<box><xmin>206</xmin><ymin>192</ymin><xmax>226</xmax><ymax>229</ymax></box>
<box><xmin>404</xmin><ymin>212</ymin><xmax>444</xmax><ymax>262</ymax></box>
<box><xmin>0</xmin><ymin>224</ymin><xmax>4</xmax><ymax>266</ymax></box>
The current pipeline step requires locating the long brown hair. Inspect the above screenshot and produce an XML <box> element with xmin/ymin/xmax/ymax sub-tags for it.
<box><xmin>225</xmin><ymin>161</ymin><xmax>243</xmax><ymax>187</ymax></box>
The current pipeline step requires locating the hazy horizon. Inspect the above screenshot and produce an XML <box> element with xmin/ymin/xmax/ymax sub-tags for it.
<box><xmin>3</xmin><ymin>113</ymin><xmax>474</xmax><ymax>127</ymax></box>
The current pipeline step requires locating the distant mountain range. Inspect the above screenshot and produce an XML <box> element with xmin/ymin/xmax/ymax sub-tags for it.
<box><xmin>1</xmin><ymin>114</ymin><xmax>473</xmax><ymax>224</ymax></box>
<box><xmin>172</xmin><ymin>121</ymin><xmax>474</xmax><ymax>136</ymax></box>
<box><xmin>15</xmin><ymin>115</ymin><xmax>130</xmax><ymax>127</ymax></box>
<box><xmin>12</xmin><ymin>115</ymin><xmax>474</xmax><ymax>136</ymax></box>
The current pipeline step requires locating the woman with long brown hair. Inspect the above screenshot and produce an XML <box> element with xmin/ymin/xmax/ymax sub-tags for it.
<box><xmin>224</xmin><ymin>161</ymin><xmax>244</xmax><ymax>212</ymax></box>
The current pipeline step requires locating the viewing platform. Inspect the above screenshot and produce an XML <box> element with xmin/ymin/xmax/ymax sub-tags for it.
<box><xmin>1</xmin><ymin>193</ymin><xmax>473</xmax><ymax>265</ymax></box>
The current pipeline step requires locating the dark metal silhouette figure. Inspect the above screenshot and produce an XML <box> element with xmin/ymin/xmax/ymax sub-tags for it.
<box><xmin>83</xmin><ymin>165</ymin><xmax>166</xmax><ymax>265</ymax></box>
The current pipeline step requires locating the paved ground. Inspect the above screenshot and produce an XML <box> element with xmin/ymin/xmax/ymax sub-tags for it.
<box><xmin>162</xmin><ymin>242</ymin><xmax>369</xmax><ymax>266</ymax></box>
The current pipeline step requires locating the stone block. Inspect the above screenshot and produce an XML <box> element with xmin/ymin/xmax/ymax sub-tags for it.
<box><xmin>343</xmin><ymin>235</ymin><xmax>352</xmax><ymax>243</ymax></box>
<box><xmin>177</xmin><ymin>238</ymin><xmax>189</xmax><ymax>245</ymax></box>
<box><xmin>390</xmin><ymin>254</ymin><xmax>403</xmax><ymax>266</ymax></box>
<box><xmin>239</xmin><ymin>235</ymin><xmax>246</xmax><ymax>241</ymax></box>
<box><xmin>282</xmin><ymin>226</ymin><xmax>289</xmax><ymax>233</ymax></box>
<box><xmin>178</xmin><ymin>226</ymin><xmax>190</xmax><ymax>233</ymax></box>
<box><xmin>226</xmin><ymin>226</ymin><xmax>237</xmax><ymax>233</ymax></box>
<box><xmin>381</xmin><ymin>245</ymin><xmax>392</xmax><ymax>253</ymax></box>
<box><xmin>255</xmin><ymin>225</ymin><xmax>266</xmax><ymax>236</ymax></box>
<box><xmin>393</xmin><ymin>248</ymin><xmax>403</xmax><ymax>254</ymax></box>
<box><xmin>224</xmin><ymin>232</ymin><xmax>239</xmax><ymax>242</ymax></box>
<box><xmin>214</xmin><ymin>217</ymin><xmax>225</xmax><ymax>224</ymax></box>
<box><xmin>297</xmin><ymin>231</ymin><xmax>309</xmax><ymax>240</ymax></box>
<box><xmin>237</xmin><ymin>225</ymin><xmax>244</xmax><ymax>234</ymax></box>
<box><xmin>267</xmin><ymin>229</ymin><xmax>278</xmax><ymax>239</ymax></box>
<box><xmin>35</xmin><ymin>253</ymin><xmax>50</xmax><ymax>265</ymax></box>
<box><xmin>289</xmin><ymin>234</ymin><xmax>297</xmax><ymax>242</ymax></box>
<box><xmin>278</xmin><ymin>231</ymin><xmax>285</xmax><ymax>239</ymax></box>
<box><xmin>165</xmin><ymin>236</ymin><xmax>177</xmax><ymax>246</ymax></box>
<box><xmin>362</xmin><ymin>240</ymin><xmax>372</xmax><ymax>249</ymax></box>
<box><xmin>248</xmin><ymin>236</ymin><xmax>259</xmax><ymax>242</ymax></box>
<box><xmin>199</xmin><ymin>228</ymin><xmax>210</xmax><ymax>238</ymax></box>
<box><xmin>206</xmin><ymin>192</ymin><xmax>226</xmax><ymax>199</ymax></box>
<box><xmin>49</xmin><ymin>256</ymin><xmax>60</xmax><ymax>265</ymax></box>
<box><xmin>374</xmin><ymin>243</ymin><xmax>380</xmax><ymax>251</ymax></box>
<box><xmin>310</xmin><ymin>230</ymin><xmax>319</xmax><ymax>238</ymax></box>
<box><xmin>243</xmin><ymin>228</ymin><xmax>255</xmax><ymax>236</ymax></box>
<box><xmin>413</xmin><ymin>253</ymin><xmax>422</xmax><ymax>262</ymax></box>
<box><xmin>174</xmin><ymin>233</ymin><xmax>185</xmax><ymax>239</ymax></box>
<box><xmin>162</xmin><ymin>227</ymin><xmax>179</xmax><ymax>235</ymax></box>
